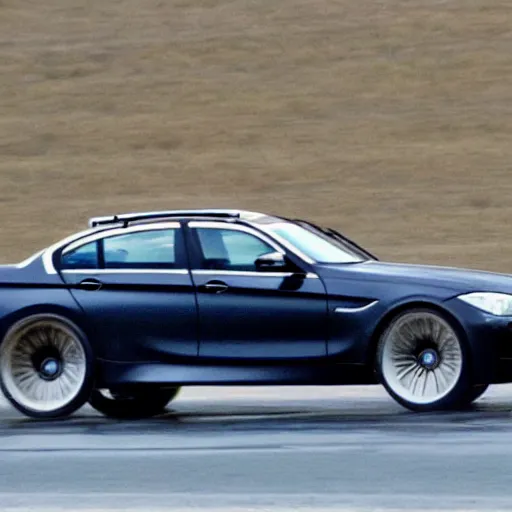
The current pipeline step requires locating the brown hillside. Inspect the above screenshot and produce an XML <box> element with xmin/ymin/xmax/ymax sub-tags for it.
<box><xmin>1</xmin><ymin>0</ymin><xmax>512</xmax><ymax>270</ymax></box>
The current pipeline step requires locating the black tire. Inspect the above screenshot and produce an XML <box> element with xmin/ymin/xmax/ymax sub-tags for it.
<box><xmin>465</xmin><ymin>383</ymin><xmax>489</xmax><ymax>404</ymax></box>
<box><xmin>88</xmin><ymin>387</ymin><xmax>180</xmax><ymax>419</ymax></box>
<box><xmin>0</xmin><ymin>314</ymin><xmax>94</xmax><ymax>419</ymax></box>
<box><xmin>376</xmin><ymin>308</ymin><xmax>471</xmax><ymax>412</ymax></box>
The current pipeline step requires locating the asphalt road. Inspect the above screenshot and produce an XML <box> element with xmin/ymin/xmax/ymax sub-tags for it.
<box><xmin>2</xmin><ymin>385</ymin><xmax>512</xmax><ymax>512</ymax></box>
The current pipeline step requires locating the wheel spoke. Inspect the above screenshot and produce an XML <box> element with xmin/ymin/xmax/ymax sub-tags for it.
<box><xmin>395</xmin><ymin>327</ymin><xmax>416</xmax><ymax>351</ymax></box>
<box><xmin>396</xmin><ymin>362</ymin><xmax>418</xmax><ymax>381</ymax></box>
<box><xmin>442</xmin><ymin>361</ymin><xmax>459</xmax><ymax>375</ymax></box>
<box><xmin>409</xmin><ymin>366</ymin><xmax>424</xmax><ymax>395</ymax></box>
<box><xmin>421</xmin><ymin>370</ymin><xmax>431</xmax><ymax>397</ymax></box>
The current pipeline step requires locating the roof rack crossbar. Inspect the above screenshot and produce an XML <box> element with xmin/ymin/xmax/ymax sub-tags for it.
<box><xmin>88</xmin><ymin>210</ymin><xmax>241</xmax><ymax>228</ymax></box>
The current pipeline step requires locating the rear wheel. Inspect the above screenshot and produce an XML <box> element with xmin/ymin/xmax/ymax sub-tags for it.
<box><xmin>0</xmin><ymin>314</ymin><xmax>94</xmax><ymax>419</ymax></box>
<box><xmin>88</xmin><ymin>387</ymin><xmax>180</xmax><ymax>419</ymax></box>
<box><xmin>377</xmin><ymin>308</ymin><xmax>470</xmax><ymax>412</ymax></box>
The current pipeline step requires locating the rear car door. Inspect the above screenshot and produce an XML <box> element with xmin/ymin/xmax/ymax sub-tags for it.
<box><xmin>57</xmin><ymin>222</ymin><xmax>198</xmax><ymax>362</ymax></box>
<box><xmin>186</xmin><ymin>221</ymin><xmax>328</xmax><ymax>359</ymax></box>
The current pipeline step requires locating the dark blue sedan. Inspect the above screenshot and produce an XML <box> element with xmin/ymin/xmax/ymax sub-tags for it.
<box><xmin>1</xmin><ymin>209</ymin><xmax>511</xmax><ymax>419</ymax></box>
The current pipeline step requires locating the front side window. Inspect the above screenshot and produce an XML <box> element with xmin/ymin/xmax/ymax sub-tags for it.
<box><xmin>195</xmin><ymin>228</ymin><xmax>274</xmax><ymax>271</ymax></box>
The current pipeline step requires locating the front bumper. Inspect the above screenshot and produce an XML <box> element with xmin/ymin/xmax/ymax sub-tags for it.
<box><xmin>445</xmin><ymin>298</ymin><xmax>512</xmax><ymax>384</ymax></box>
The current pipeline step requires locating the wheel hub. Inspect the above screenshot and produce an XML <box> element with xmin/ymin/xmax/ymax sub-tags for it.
<box><xmin>418</xmin><ymin>349</ymin><xmax>439</xmax><ymax>370</ymax></box>
<box><xmin>39</xmin><ymin>357</ymin><xmax>62</xmax><ymax>381</ymax></box>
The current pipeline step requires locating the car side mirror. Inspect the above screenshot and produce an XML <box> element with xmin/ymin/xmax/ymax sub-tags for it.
<box><xmin>255</xmin><ymin>252</ymin><xmax>287</xmax><ymax>271</ymax></box>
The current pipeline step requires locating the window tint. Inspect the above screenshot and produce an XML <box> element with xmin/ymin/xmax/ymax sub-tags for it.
<box><xmin>61</xmin><ymin>242</ymin><xmax>98</xmax><ymax>269</ymax></box>
<box><xmin>104</xmin><ymin>229</ymin><xmax>177</xmax><ymax>269</ymax></box>
<box><xmin>196</xmin><ymin>228</ymin><xmax>274</xmax><ymax>271</ymax></box>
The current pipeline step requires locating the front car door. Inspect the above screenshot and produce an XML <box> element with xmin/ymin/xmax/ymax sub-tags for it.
<box><xmin>186</xmin><ymin>221</ymin><xmax>328</xmax><ymax>359</ymax></box>
<box><xmin>57</xmin><ymin>222</ymin><xmax>198</xmax><ymax>363</ymax></box>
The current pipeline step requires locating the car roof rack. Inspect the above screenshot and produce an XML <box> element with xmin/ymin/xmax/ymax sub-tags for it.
<box><xmin>88</xmin><ymin>209</ymin><xmax>241</xmax><ymax>228</ymax></box>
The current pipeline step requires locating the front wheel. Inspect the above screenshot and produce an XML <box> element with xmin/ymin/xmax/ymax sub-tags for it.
<box><xmin>88</xmin><ymin>387</ymin><xmax>180</xmax><ymax>419</ymax></box>
<box><xmin>465</xmin><ymin>383</ymin><xmax>489</xmax><ymax>404</ymax></box>
<box><xmin>376</xmin><ymin>308</ymin><xmax>470</xmax><ymax>412</ymax></box>
<box><xmin>0</xmin><ymin>314</ymin><xmax>94</xmax><ymax>419</ymax></box>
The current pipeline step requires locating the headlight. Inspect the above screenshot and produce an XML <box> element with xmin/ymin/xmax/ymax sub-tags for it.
<box><xmin>458</xmin><ymin>292</ymin><xmax>512</xmax><ymax>316</ymax></box>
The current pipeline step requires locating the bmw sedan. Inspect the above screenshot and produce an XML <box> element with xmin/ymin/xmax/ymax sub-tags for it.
<box><xmin>1</xmin><ymin>209</ymin><xmax>512</xmax><ymax>419</ymax></box>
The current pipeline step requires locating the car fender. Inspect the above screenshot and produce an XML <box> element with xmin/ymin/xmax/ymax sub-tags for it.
<box><xmin>363</xmin><ymin>295</ymin><xmax>492</xmax><ymax>385</ymax></box>
<box><xmin>0</xmin><ymin>287</ymin><xmax>91</xmax><ymax>347</ymax></box>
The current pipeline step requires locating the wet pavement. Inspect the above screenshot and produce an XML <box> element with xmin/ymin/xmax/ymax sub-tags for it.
<box><xmin>1</xmin><ymin>385</ymin><xmax>512</xmax><ymax>511</ymax></box>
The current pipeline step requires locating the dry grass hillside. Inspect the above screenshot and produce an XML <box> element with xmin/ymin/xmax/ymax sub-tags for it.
<box><xmin>1</xmin><ymin>0</ymin><xmax>512</xmax><ymax>270</ymax></box>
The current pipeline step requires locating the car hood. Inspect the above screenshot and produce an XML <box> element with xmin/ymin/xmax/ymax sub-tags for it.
<box><xmin>317</xmin><ymin>260</ymin><xmax>512</xmax><ymax>294</ymax></box>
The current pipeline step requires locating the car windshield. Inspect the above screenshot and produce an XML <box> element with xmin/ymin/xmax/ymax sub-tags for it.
<box><xmin>263</xmin><ymin>222</ymin><xmax>367</xmax><ymax>264</ymax></box>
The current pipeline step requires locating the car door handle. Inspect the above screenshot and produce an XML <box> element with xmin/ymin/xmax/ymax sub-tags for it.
<box><xmin>201</xmin><ymin>280</ymin><xmax>229</xmax><ymax>294</ymax></box>
<box><xmin>78</xmin><ymin>278</ymin><xmax>103</xmax><ymax>291</ymax></box>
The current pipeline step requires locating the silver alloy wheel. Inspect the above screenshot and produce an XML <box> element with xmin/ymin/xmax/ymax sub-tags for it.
<box><xmin>381</xmin><ymin>311</ymin><xmax>463</xmax><ymax>405</ymax></box>
<box><xmin>0</xmin><ymin>318</ymin><xmax>87</xmax><ymax>413</ymax></box>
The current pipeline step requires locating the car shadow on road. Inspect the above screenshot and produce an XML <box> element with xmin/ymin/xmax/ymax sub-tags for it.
<box><xmin>2</xmin><ymin>397</ymin><xmax>512</xmax><ymax>435</ymax></box>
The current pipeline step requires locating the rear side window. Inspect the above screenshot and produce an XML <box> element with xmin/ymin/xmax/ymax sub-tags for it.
<box><xmin>60</xmin><ymin>229</ymin><xmax>180</xmax><ymax>270</ymax></box>
<box><xmin>61</xmin><ymin>242</ymin><xmax>98</xmax><ymax>269</ymax></box>
<box><xmin>104</xmin><ymin>229</ymin><xmax>176</xmax><ymax>269</ymax></box>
